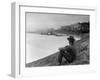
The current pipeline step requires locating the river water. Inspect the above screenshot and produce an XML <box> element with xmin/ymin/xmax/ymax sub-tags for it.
<box><xmin>26</xmin><ymin>33</ymin><xmax>80</xmax><ymax>63</ymax></box>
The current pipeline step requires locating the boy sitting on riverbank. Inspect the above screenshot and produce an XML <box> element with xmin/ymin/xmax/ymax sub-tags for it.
<box><xmin>58</xmin><ymin>36</ymin><xmax>76</xmax><ymax>65</ymax></box>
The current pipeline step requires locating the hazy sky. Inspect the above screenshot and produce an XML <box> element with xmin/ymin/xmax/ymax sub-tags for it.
<box><xmin>26</xmin><ymin>12</ymin><xmax>89</xmax><ymax>32</ymax></box>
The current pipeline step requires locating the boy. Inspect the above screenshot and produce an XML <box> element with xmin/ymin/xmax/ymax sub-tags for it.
<box><xmin>58</xmin><ymin>36</ymin><xmax>76</xmax><ymax>65</ymax></box>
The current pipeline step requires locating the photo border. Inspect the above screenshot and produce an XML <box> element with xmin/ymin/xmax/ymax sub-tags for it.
<box><xmin>11</xmin><ymin>2</ymin><xmax>96</xmax><ymax>78</ymax></box>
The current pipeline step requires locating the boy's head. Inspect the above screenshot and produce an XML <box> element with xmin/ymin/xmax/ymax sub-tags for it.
<box><xmin>67</xmin><ymin>36</ymin><xmax>75</xmax><ymax>45</ymax></box>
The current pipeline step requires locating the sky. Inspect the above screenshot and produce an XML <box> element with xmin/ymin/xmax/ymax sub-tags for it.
<box><xmin>26</xmin><ymin>12</ymin><xmax>89</xmax><ymax>32</ymax></box>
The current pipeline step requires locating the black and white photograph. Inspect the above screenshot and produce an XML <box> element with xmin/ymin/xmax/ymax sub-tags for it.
<box><xmin>25</xmin><ymin>12</ymin><xmax>90</xmax><ymax>67</ymax></box>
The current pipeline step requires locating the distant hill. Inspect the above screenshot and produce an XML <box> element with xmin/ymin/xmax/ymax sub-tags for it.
<box><xmin>54</xmin><ymin>22</ymin><xmax>89</xmax><ymax>34</ymax></box>
<box><xmin>28</xmin><ymin>22</ymin><xmax>89</xmax><ymax>35</ymax></box>
<box><xmin>26</xmin><ymin>34</ymin><xmax>89</xmax><ymax>67</ymax></box>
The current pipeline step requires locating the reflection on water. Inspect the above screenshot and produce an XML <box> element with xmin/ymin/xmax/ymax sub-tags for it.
<box><xmin>26</xmin><ymin>33</ymin><xmax>80</xmax><ymax>63</ymax></box>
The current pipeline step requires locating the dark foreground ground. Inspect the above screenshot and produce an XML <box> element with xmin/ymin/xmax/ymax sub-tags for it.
<box><xmin>26</xmin><ymin>34</ymin><xmax>89</xmax><ymax>67</ymax></box>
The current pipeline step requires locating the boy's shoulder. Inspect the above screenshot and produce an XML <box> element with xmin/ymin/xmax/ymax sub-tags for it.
<box><xmin>65</xmin><ymin>45</ymin><xmax>73</xmax><ymax>49</ymax></box>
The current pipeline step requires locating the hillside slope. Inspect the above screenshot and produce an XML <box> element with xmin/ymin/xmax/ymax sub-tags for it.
<box><xmin>26</xmin><ymin>34</ymin><xmax>89</xmax><ymax>67</ymax></box>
